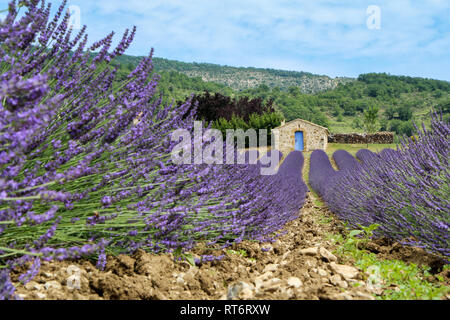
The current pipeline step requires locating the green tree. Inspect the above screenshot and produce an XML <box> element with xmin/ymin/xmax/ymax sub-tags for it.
<box><xmin>363</xmin><ymin>106</ymin><xmax>380</xmax><ymax>134</ymax></box>
<box><xmin>398</xmin><ymin>105</ymin><xmax>413</xmax><ymax>121</ymax></box>
<box><xmin>388</xmin><ymin>119</ymin><xmax>403</xmax><ymax>134</ymax></box>
<box><xmin>385</xmin><ymin>106</ymin><xmax>396</xmax><ymax>120</ymax></box>
<box><xmin>398</xmin><ymin>121</ymin><xmax>415</xmax><ymax>137</ymax></box>
<box><xmin>351</xmin><ymin>117</ymin><xmax>363</xmax><ymax>130</ymax></box>
<box><xmin>363</xmin><ymin>106</ymin><xmax>380</xmax><ymax>146</ymax></box>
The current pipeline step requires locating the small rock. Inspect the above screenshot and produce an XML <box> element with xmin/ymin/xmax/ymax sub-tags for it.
<box><xmin>300</xmin><ymin>247</ymin><xmax>318</xmax><ymax>256</ymax></box>
<box><xmin>73</xmin><ymin>292</ymin><xmax>88</xmax><ymax>300</ymax></box>
<box><xmin>176</xmin><ymin>277</ymin><xmax>186</xmax><ymax>286</ymax></box>
<box><xmin>329</xmin><ymin>262</ymin><xmax>359</xmax><ymax>280</ymax></box>
<box><xmin>348</xmin><ymin>279</ymin><xmax>365</xmax><ymax>287</ymax></box>
<box><xmin>285</xmin><ymin>288</ymin><xmax>295</xmax><ymax>299</ymax></box>
<box><xmin>342</xmin><ymin>293</ymin><xmax>353</xmax><ymax>300</ymax></box>
<box><xmin>280</xmin><ymin>260</ymin><xmax>288</xmax><ymax>266</ymax></box>
<box><xmin>254</xmin><ymin>271</ymin><xmax>274</xmax><ymax>292</ymax></box>
<box><xmin>309</xmin><ymin>270</ymin><xmax>320</xmax><ymax>279</ymax></box>
<box><xmin>287</xmin><ymin>277</ymin><xmax>302</xmax><ymax>288</ymax></box>
<box><xmin>239</xmin><ymin>287</ymin><xmax>254</xmax><ymax>300</ymax></box>
<box><xmin>254</xmin><ymin>278</ymin><xmax>264</xmax><ymax>292</ymax></box>
<box><xmin>319</xmin><ymin>247</ymin><xmax>337</xmax><ymax>262</ymax></box>
<box><xmin>317</xmin><ymin>268</ymin><xmax>328</xmax><ymax>277</ymax></box>
<box><xmin>186</xmin><ymin>266</ymin><xmax>199</xmax><ymax>276</ymax></box>
<box><xmin>267</xmin><ymin>278</ymin><xmax>281</xmax><ymax>286</ymax></box>
<box><xmin>255</xmin><ymin>271</ymin><xmax>273</xmax><ymax>282</ymax></box>
<box><xmin>263</xmin><ymin>264</ymin><xmax>278</xmax><ymax>273</ymax></box>
<box><xmin>183</xmin><ymin>267</ymin><xmax>199</xmax><ymax>283</ymax></box>
<box><xmin>354</xmin><ymin>291</ymin><xmax>376</xmax><ymax>300</ymax></box>
<box><xmin>305</xmin><ymin>259</ymin><xmax>317</xmax><ymax>268</ymax></box>
<box><xmin>330</xmin><ymin>274</ymin><xmax>342</xmax><ymax>286</ymax></box>
<box><xmin>17</xmin><ymin>293</ymin><xmax>27</xmax><ymax>299</ymax></box>
<box><xmin>364</xmin><ymin>242</ymin><xmax>381</xmax><ymax>253</ymax></box>
<box><xmin>263</xmin><ymin>278</ymin><xmax>282</xmax><ymax>292</ymax></box>
<box><xmin>281</xmin><ymin>251</ymin><xmax>290</xmax><ymax>261</ymax></box>
<box><xmin>66</xmin><ymin>265</ymin><xmax>85</xmax><ymax>275</ymax></box>
<box><xmin>24</xmin><ymin>281</ymin><xmax>43</xmax><ymax>291</ymax></box>
<box><xmin>43</xmin><ymin>272</ymin><xmax>54</xmax><ymax>278</ymax></box>
<box><xmin>227</xmin><ymin>281</ymin><xmax>253</xmax><ymax>300</ymax></box>
<box><xmin>35</xmin><ymin>292</ymin><xmax>47</xmax><ymax>299</ymax></box>
<box><xmin>330</xmin><ymin>292</ymin><xmax>352</xmax><ymax>300</ymax></box>
<box><xmin>337</xmin><ymin>280</ymin><xmax>348</xmax><ymax>289</ymax></box>
<box><xmin>44</xmin><ymin>281</ymin><xmax>62</xmax><ymax>290</ymax></box>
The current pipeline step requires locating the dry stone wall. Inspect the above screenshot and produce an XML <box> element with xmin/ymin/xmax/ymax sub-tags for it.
<box><xmin>328</xmin><ymin>132</ymin><xmax>394</xmax><ymax>144</ymax></box>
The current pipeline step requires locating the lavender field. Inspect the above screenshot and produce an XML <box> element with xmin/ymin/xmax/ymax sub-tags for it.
<box><xmin>309</xmin><ymin>117</ymin><xmax>449</xmax><ymax>258</ymax></box>
<box><xmin>0</xmin><ymin>0</ymin><xmax>449</xmax><ymax>301</ymax></box>
<box><xmin>0</xmin><ymin>0</ymin><xmax>310</xmax><ymax>299</ymax></box>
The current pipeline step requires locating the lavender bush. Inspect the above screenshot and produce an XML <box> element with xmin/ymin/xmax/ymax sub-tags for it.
<box><xmin>0</xmin><ymin>1</ymin><xmax>308</xmax><ymax>298</ymax></box>
<box><xmin>356</xmin><ymin>149</ymin><xmax>379</xmax><ymax>163</ymax></box>
<box><xmin>310</xmin><ymin>115</ymin><xmax>449</xmax><ymax>258</ymax></box>
<box><xmin>332</xmin><ymin>150</ymin><xmax>359</xmax><ymax>171</ymax></box>
<box><xmin>308</xmin><ymin>149</ymin><xmax>336</xmax><ymax>197</ymax></box>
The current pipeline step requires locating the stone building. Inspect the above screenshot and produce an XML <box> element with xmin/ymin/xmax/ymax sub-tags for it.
<box><xmin>272</xmin><ymin>119</ymin><xmax>330</xmax><ymax>154</ymax></box>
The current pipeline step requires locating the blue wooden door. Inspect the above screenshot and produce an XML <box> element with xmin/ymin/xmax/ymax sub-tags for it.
<box><xmin>295</xmin><ymin>131</ymin><xmax>304</xmax><ymax>151</ymax></box>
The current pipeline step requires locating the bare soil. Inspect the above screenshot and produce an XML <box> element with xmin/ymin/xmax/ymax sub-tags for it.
<box><xmin>11</xmin><ymin>192</ymin><xmax>448</xmax><ymax>300</ymax></box>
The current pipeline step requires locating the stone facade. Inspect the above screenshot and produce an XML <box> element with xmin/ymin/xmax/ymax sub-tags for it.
<box><xmin>272</xmin><ymin>119</ymin><xmax>329</xmax><ymax>155</ymax></box>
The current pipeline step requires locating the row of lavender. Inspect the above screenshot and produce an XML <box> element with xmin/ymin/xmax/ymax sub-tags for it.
<box><xmin>0</xmin><ymin>1</ymin><xmax>307</xmax><ymax>299</ymax></box>
<box><xmin>309</xmin><ymin>116</ymin><xmax>449</xmax><ymax>259</ymax></box>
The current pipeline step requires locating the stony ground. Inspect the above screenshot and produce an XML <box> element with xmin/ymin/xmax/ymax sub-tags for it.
<box><xmin>11</xmin><ymin>192</ymin><xmax>448</xmax><ymax>300</ymax></box>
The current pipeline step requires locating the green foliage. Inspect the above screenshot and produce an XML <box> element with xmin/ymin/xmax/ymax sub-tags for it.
<box><xmin>363</xmin><ymin>106</ymin><xmax>380</xmax><ymax>134</ymax></box>
<box><xmin>385</xmin><ymin>106</ymin><xmax>396</xmax><ymax>120</ymax></box>
<box><xmin>351</xmin><ymin>117</ymin><xmax>363</xmax><ymax>130</ymax></box>
<box><xmin>226</xmin><ymin>249</ymin><xmax>248</xmax><ymax>257</ymax></box>
<box><xmin>379</xmin><ymin>118</ymin><xmax>388</xmax><ymax>131</ymax></box>
<box><xmin>110</xmin><ymin>53</ymin><xmax>450</xmax><ymax>135</ymax></box>
<box><xmin>329</xmin><ymin>224</ymin><xmax>449</xmax><ymax>300</ymax></box>
<box><xmin>173</xmin><ymin>247</ymin><xmax>196</xmax><ymax>267</ymax></box>
<box><xmin>111</xmin><ymin>57</ymin><xmax>234</xmax><ymax>104</ymax></box>
<box><xmin>238</xmin><ymin>85</ymin><xmax>330</xmax><ymax>127</ymax></box>
<box><xmin>389</xmin><ymin>119</ymin><xmax>416</xmax><ymax>136</ymax></box>
<box><xmin>213</xmin><ymin>111</ymin><xmax>283</xmax><ymax>146</ymax></box>
<box><xmin>398</xmin><ymin>105</ymin><xmax>413</xmax><ymax>121</ymax></box>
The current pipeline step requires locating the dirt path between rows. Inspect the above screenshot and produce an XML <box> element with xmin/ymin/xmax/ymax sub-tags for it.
<box><xmin>12</xmin><ymin>191</ymin><xmax>447</xmax><ymax>300</ymax></box>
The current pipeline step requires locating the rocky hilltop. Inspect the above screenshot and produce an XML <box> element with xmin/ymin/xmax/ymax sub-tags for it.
<box><xmin>115</xmin><ymin>55</ymin><xmax>354</xmax><ymax>94</ymax></box>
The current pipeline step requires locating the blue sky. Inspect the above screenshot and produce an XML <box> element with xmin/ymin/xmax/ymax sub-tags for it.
<box><xmin>2</xmin><ymin>0</ymin><xmax>450</xmax><ymax>80</ymax></box>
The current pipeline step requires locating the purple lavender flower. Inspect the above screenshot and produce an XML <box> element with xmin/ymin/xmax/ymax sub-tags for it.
<box><xmin>0</xmin><ymin>269</ymin><xmax>16</xmax><ymax>300</ymax></box>
<box><xmin>309</xmin><ymin>113</ymin><xmax>449</xmax><ymax>258</ymax></box>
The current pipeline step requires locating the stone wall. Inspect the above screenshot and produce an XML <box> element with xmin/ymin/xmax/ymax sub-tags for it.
<box><xmin>273</xmin><ymin>119</ymin><xmax>328</xmax><ymax>155</ymax></box>
<box><xmin>328</xmin><ymin>132</ymin><xmax>394</xmax><ymax>144</ymax></box>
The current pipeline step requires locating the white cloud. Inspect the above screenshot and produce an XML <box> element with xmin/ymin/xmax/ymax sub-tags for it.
<box><xmin>0</xmin><ymin>0</ymin><xmax>448</xmax><ymax>79</ymax></box>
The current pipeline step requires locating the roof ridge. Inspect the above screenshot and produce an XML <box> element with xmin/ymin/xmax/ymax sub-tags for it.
<box><xmin>275</xmin><ymin>118</ymin><xmax>330</xmax><ymax>133</ymax></box>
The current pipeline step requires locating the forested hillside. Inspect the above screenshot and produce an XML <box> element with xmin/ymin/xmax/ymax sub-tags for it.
<box><xmin>238</xmin><ymin>73</ymin><xmax>450</xmax><ymax>135</ymax></box>
<box><xmin>111</xmin><ymin>54</ymin><xmax>450</xmax><ymax>136</ymax></box>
